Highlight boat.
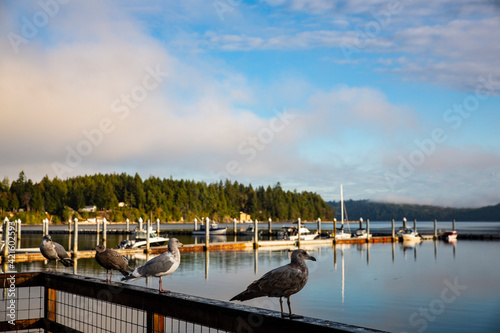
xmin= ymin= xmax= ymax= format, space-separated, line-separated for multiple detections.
xmin=192 ymin=222 xmax=227 ymax=235
xmin=284 ymin=225 xmax=318 ymax=241
xmin=117 ymin=226 xmax=169 ymax=249
xmin=441 ymin=230 xmax=458 ymax=242
xmin=335 ymin=184 xmax=352 ymax=240
xmin=397 ymin=227 xmax=420 ymax=241
xmin=241 ymin=225 xmax=260 ymax=236
xmin=353 ymin=228 xmax=372 ymax=239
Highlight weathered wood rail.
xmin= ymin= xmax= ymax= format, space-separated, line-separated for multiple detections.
xmin=0 ymin=272 xmax=387 ymax=333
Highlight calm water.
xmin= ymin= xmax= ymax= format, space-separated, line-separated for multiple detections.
xmin=11 ymin=231 xmax=500 ymax=333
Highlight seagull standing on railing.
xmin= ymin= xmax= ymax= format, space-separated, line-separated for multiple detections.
xmin=39 ymin=234 xmax=74 ymax=272
xmin=230 ymin=249 xmax=316 ymax=319
xmin=122 ymin=238 xmax=182 ymax=293
xmin=95 ymin=244 xmax=134 ymax=282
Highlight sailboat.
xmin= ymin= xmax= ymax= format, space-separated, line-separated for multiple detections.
xmin=336 ymin=184 xmax=352 ymax=240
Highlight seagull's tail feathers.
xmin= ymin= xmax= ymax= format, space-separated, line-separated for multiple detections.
xmin=121 ymin=269 xmax=142 ymax=282
xmin=119 ymin=265 xmax=134 ymax=277
xmin=230 ymin=289 xmax=265 ymax=302
xmin=61 ymin=258 xmax=74 ymax=267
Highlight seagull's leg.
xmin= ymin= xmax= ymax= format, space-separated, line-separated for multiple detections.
xmin=287 ymin=297 xmax=303 ymax=319
xmin=279 ymin=297 xmax=285 ymax=318
xmin=109 ymin=270 xmax=113 ymax=283
xmin=55 ymin=260 xmax=58 ymax=272
xmin=159 ymin=277 xmax=170 ymax=293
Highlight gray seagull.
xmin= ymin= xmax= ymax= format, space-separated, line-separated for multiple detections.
xmin=230 ymin=249 xmax=316 ymax=319
xmin=39 ymin=234 xmax=74 ymax=272
xmin=122 ymin=238 xmax=182 ymax=293
xmin=95 ymin=244 xmax=134 ymax=282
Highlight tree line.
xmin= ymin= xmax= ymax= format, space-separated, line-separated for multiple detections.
xmin=0 ymin=171 xmax=334 ymax=223
xmin=327 ymin=199 xmax=500 ymax=222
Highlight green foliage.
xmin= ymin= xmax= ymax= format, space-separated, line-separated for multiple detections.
xmin=2 ymin=171 xmax=334 ymax=222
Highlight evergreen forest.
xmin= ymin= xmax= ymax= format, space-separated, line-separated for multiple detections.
xmin=0 ymin=171 xmax=334 ymax=223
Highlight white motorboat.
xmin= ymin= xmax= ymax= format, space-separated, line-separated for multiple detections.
xmin=399 ymin=228 xmax=421 ymax=241
xmin=353 ymin=228 xmax=372 ymax=239
xmin=192 ymin=222 xmax=227 ymax=235
xmin=285 ymin=226 xmax=318 ymax=241
xmin=117 ymin=226 xmax=169 ymax=249
xmin=441 ymin=230 xmax=458 ymax=242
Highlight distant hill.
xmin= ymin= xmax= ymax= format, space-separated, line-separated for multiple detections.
xmin=326 ymin=200 xmax=500 ymax=222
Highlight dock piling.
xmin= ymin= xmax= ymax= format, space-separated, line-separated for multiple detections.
xmin=146 ymin=219 xmax=151 ymax=253
xmin=366 ymin=219 xmax=370 ymax=243
xmin=391 ymin=219 xmax=395 ymax=240
xmin=333 ymin=218 xmax=337 ymax=240
xmin=16 ymin=219 xmax=21 ymax=248
xmin=205 ymin=217 xmax=210 ymax=250
xmin=157 ymin=218 xmax=160 ymax=234
xmin=298 ymin=218 xmax=302 ymax=247
xmin=452 ymin=219 xmax=456 ymax=231
xmin=73 ymin=218 xmax=78 ymax=257
xmin=233 ymin=218 xmax=237 ymax=236
xmin=434 ymin=219 xmax=438 ymax=239
xmin=403 ymin=217 xmax=407 ymax=229
xmin=2 ymin=218 xmax=8 ymax=259
xmin=317 ymin=218 xmax=321 ymax=236
xmin=253 ymin=219 xmax=259 ymax=249
xmin=126 ymin=218 xmax=129 ymax=233
xmin=194 ymin=218 xmax=198 ymax=231
xmin=102 ymin=218 xmax=107 ymax=247
xmin=268 ymin=217 xmax=272 ymax=235
xmin=413 ymin=219 xmax=417 ymax=234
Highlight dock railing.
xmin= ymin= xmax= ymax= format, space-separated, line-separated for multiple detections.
xmin=1 ymin=272 xmax=386 ymax=333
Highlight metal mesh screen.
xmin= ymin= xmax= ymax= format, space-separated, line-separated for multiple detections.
xmin=1 ymin=285 xmax=44 ymax=333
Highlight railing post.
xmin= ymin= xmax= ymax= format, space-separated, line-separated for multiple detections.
xmin=148 ymin=311 xmax=165 ymax=333
xmin=44 ymin=287 xmax=57 ymax=325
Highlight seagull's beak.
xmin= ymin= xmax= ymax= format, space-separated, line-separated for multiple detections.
xmin=308 ymin=255 xmax=317 ymax=262
xmin=179 ymin=242 xmax=184 ymax=247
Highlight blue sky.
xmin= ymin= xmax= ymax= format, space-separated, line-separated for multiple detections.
xmin=1 ymin=0 xmax=499 ymax=208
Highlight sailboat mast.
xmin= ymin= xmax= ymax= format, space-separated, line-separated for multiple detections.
xmin=340 ymin=184 xmax=344 ymax=225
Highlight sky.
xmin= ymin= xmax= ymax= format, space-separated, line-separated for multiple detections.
xmin=1 ymin=0 xmax=499 ymax=208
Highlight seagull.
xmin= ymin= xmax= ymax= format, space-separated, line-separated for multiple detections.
xmin=39 ymin=234 xmax=74 ymax=272
xmin=230 ymin=249 xmax=316 ymax=319
xmin=122 ymin=238 xmax=182 ymax=293
xmin=95 ymin=244 xmax=134 ymax=283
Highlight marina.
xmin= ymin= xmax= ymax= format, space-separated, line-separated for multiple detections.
xmin=1 ymin=220 xmax=500 ymax=332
